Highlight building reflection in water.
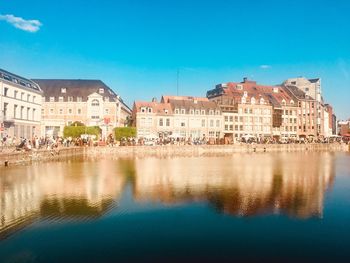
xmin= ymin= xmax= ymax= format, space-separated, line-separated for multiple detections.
xmin=133 ymin=152 xmax=335 ymax=218
xmin=0 ymin=159 xmax=127 ymax=238
xmin=0 ymin=153 xmax=335 ymax=238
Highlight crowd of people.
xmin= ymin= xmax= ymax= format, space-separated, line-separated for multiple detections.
xmin=0 ymin=133 xmax=347 ymax=153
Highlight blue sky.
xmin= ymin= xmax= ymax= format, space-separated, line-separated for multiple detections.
xmin=0 ymin=0 xmax=349 ymax=119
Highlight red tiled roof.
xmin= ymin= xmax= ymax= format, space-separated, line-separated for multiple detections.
xmin=134 ymin=101 xmax=173 ymax=114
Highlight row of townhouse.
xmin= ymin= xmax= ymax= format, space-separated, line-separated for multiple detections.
xmin=132 ymin=96 xmax=222 ymax=140
xmin=133 ymin=77 xmax=336 ymax=141
xmin=0 ymin=68 xmax=131 ymax=139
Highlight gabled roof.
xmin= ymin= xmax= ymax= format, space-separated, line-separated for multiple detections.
xmin=168 ymin=99 xmax=219 ymax=112
xmin=134 ymin=101 xmax=173 ymax=115
xmin=32 ymin=79 xmax=118 ymax=102
xmin=161 ymin=95 xmax=208 ymax=103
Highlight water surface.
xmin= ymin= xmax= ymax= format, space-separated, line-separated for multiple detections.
xmin=1 ymin=152 xmax=350 ymax=262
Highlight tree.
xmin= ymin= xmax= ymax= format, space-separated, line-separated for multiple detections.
xmin=63 ymin=126 xmax=101 ymax=138
xmin=114 ymin=127 xmax=136 ymax=141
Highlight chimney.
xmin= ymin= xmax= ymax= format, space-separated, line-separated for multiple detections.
xmin=152 ymin=97 xmax=157 ymax=103
xmin=243 ymin=77 xmax=248 ymax=83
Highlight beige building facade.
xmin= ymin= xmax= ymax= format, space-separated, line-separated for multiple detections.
xmin=33 ymin=79 xmax=131 ymax=138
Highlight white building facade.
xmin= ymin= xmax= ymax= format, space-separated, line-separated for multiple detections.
xmin=0 ymin=69 xmax=43 ymax=140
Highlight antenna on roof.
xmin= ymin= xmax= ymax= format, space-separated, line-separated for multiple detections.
xmin=176 ymin=68 xmax=179 ymax=96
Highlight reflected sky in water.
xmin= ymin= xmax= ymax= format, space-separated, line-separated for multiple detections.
xmin=0 ymin=152 xmax=350 ymax=262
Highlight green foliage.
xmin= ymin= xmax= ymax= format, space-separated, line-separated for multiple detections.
xmin=63 ymin=126 xmax=101 ymax=138
xmin=71 ymin=121 xmax=85 ymax=127
xmin=114 ymin=127 xmax=137 ymax=140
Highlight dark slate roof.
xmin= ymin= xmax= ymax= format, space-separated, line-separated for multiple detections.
xmin=0 ymin=68 xmax=42 ymax=93
xmin=283 ymin=85 xmax=307 ymax=99
xmin=168 ymin=99 xmax=220 ymax=114
xmin=32 ymin=79 xmax=118 ymax=102
xmin=309 ymin=78 xmax=320 ymax=83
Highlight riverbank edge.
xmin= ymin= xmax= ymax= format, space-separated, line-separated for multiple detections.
xmin=1 ymin=143 xmax=349 ymax=167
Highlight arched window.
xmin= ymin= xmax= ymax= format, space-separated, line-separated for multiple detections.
xmin=281 ymin=99 xmax=286 ymax=106
xmin=91 ymin=99 xmax=99 ymax=106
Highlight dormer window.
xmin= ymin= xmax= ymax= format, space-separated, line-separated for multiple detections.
xmin=61 ymin=88 xmax=66 ymax=93
xmin=251 ymin=97 xmax=256 ymax=104
xmin=201 ymin=110 xmax=205 ymax=115
xmin=209 ymin=110 xmax=214 ymax=115
xmin=195 ymin=110 xmax=200 ymax=115
xmin=243 ymin=91 xmax=248 ymax=97
xmin=281 ymin=99 xmax=286 ymax=106
xmin=141 ymin=107 xmax=146 ymax=113
xmin=175 ymin=108 xmax=179 ymax=114
xmin=236 ymin=84 xmax=243 ymax=90
xmin=241 ymin=97 xmax=246 ymax=104
xmin=99 ymin=88 xmax=104 ymax=94
xmin=290 ymin=100 xmax=294 ymax=105
xmin=58 ymin=96 xmax=64 ymax=102
xmin=181 ymin=109 xmax=185 ymax=114
xmin=68 ymin=96 xmax=73 ymax=102
xmin=273 ymin=87 xmax=279 ymax=93
xmin=164 ymin=109 xmax=168 ymax=114
xmin=148 ymin=107 xmax=152 ymax=113
xmin=260 ymin=98 xmax=265 ymax=104
xmin=190 ymin=109 xmax=194 ymax=115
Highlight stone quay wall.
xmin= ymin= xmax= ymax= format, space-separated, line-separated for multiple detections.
xmin=1 ymin=143 xmax=349 ymax=167
xmin=86 ymin=143 xmax=349 ymax=159
xmin=0 ymin=147 xmax=85 ymax=167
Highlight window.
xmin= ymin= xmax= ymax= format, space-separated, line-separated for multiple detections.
xmin=229 ymin=125 xmax=233 ymax=131
xmin=99 ymin=88 xmax=104 ymax=94
xmin=159 ymin=118 xmax=163 ymax=126
xmin=61 ymin=88 xmax=66 ymax=93
xmin=225 ymin=116 xmax=229 ymax=122
xmin=59 ymin=109 xmax=63 ymax=114
xmin=209 ymin=110 xmax=214 ymax=115
xmin=225 ymin=124 xmax=228 ymax=131
xmin=49 ymin=108 xmax=54 ymax=114
xmin=78 ymin=109 xmax=82 ymax=114
xmin=33 ymin=96 xmax=36 ymax=103
xmin=229 ymin=116 xmax=233 ymax=122
xmin=216 ymin=120 xmax=220 ymax=127
xmin=105 ymin=109 xmax=109 ymax=114
xmin=49 ymin=97 xmax=55 ymax=102
xmin=166 ymin=118 xmax=170 ymax=126
xmin=91 ymin=99 xmax=99 ymax=106
xmin=77 ymin=97 xmax=83 ymax=102
xmin=27 ymin=108 xmax=30 ymax=120
xmin=91 ymin=116 xmax=100 ymax=119
xmin=181 ymin=122 xmax=185 ymax=127
xmin=4 ymin=87 xmax=8 ymax=96
xmin=195 ymin=110 xmax=200 ymax=115
xmin=41 ymin=109 xmax=44 ymax=115
xmin=148 ymin=108 xmax=152 ymax=113
xmin=210 ymin=120 xmax=214 ymax=127
xmin=32 ymin=109 xmax=36 ymax=120
xmin=68 ymin=96 xmax=73 ymax=102
xmin=104 ymin=97 xmax=109 ymax=102
xmin=14 ymin=105 xmax=18 ymax=118
xmin=175 ymin=109 xmax=179 ymax=114
xmin=181 ymin=109 xmax=185 ymax=114
xmin=201 ymin=110 xmax=205 ymax=115
xmin=58 ymin=96 xmax=64 ymax=102
xmin=190 ymin=109 xmax=194 ymax=115
xmin=201 ymin=119 xmax=205 ymax=127
xmin=141 ymin=107 xmax=146 ymax=113
xmin=68 ymin=109 xmax=72 ymax=114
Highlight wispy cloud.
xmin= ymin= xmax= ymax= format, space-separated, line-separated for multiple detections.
xmin=260 ymin=65 xmax=271 ymax=69
xmin=0 ymin=14 xmax=42 ymax=32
